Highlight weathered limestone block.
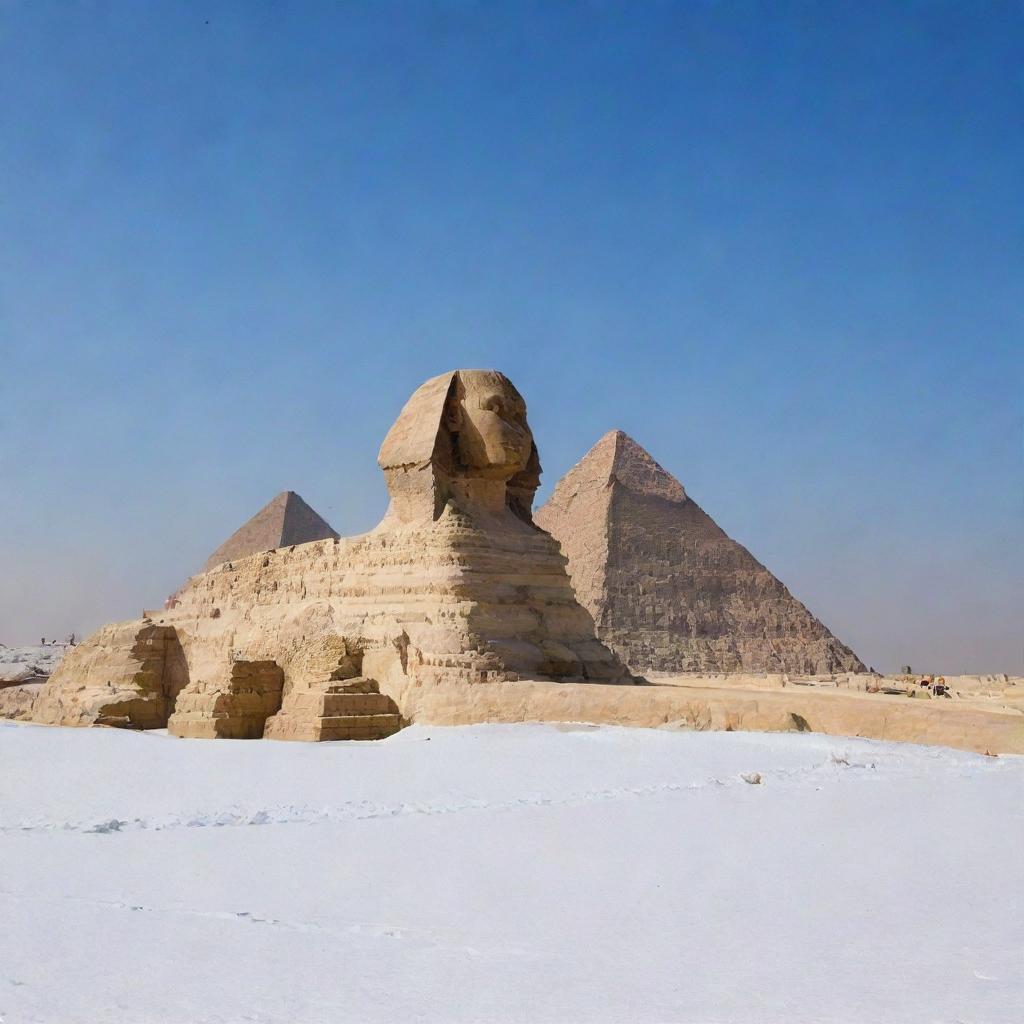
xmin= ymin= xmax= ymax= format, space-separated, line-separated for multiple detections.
xmin=0 ymin=682 xmax=43 ymax=720
xmin=31 ymin=621 xmax=188 ymax=729
xmin=265 ymin=678 xmax=401 ymax=741
xmin=536 ymin=430 xmax=865 ymax=676
xmin=34 ymin=370 xmax=634 ymax=740
xmin=263 ymin=636 xmax=401 ymax=740
xmin=168 ymin=660 xmax=284 ymax=739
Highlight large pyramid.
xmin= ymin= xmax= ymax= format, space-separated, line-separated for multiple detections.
xmin=535 ymin=430 xmax=865 ymax=676
xmin=202 ymin=491 xmax=339 ymax=572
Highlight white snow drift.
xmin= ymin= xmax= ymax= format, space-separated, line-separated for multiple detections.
xmin=1 ymin=721 xmax=1021 ymax=1023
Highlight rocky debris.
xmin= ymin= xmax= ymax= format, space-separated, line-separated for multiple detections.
xmin=0 ymin=682 xmax=44 ymax=719
xmin=536 ymin=430 xmax=865 ymax=676
xmin=0 ymin=644 xmax=70 ymax=685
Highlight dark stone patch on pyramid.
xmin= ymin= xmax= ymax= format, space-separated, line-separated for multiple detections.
xmin=202 ymin=491 xmax=339 ymax=572
xmin=535 ymin=430 xmax=865 ymax=676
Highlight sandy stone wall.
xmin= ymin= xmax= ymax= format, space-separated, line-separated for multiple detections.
xmin=385 ymin=676 xmax=1024 ymax=755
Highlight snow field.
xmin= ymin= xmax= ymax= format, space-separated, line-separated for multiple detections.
xmin=1 ymin=721 xmax=1021 ymax=1023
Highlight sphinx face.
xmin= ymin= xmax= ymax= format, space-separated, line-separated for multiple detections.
xmin=454 ymin=371 xmax=533 ymax=480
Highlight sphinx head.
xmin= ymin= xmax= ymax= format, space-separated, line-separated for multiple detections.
xmin=444 ymin=370 xmax=532 ymax=478
xmin=378 ymin=370 xmax=541 ymax=524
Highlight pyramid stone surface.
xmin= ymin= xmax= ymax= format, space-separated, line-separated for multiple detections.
xmin=535 ymin=431 xmax=865 ymax=676
xmin=202 ymin=491 xmax=339 ymax=572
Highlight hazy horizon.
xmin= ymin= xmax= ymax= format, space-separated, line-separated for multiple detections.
xmin=2 ymin=2 xmax=1021 ymax=673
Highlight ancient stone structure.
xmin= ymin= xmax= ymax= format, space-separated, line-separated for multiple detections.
xmin=263 ymin=637 xmax=402 ymax=741
xmin=535 ymin=430 xmax=865 ymax=676
xmin=32 ymin=621 xmax=189 ymax=729
xmin=33 ymin=371 xmax=633 ymax=740
xmin=202 ymin=490 xmax=339 ymax=573
xmin=167 ymin=660 xmax=285 ymax=739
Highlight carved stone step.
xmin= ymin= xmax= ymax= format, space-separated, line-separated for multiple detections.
xmin=284 ymin=690 xmax=394 ymax=715
xmin=316 ymin=713 xmax=401 ymax=730
xmin=324 ymin=676 xmax=379 ymax=694
xmin=264 ymin=711 xmax=401 ymax=742
xmin=316 ymin=714 xmax=402 ymax=741
xmin=321 ymin=693 xmax=395 ymax=715
xmin=263 ymin=674 xmax=403 ymax=742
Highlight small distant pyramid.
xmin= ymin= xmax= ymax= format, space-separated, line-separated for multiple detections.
xmin=202 ymin=491 xmax=340 ymax=572
xmin=535 ymin=431 xmax=865 ymax=676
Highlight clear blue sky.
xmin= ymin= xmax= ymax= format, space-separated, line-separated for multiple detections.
xmin=2 ymin=1 xmax=1021 ymax=672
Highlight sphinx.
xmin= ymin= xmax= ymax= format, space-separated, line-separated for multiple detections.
xmin=31 ymin=370 xmax=634 ymax=740
xmin=378 ymin=368 xmax=542 ymax=525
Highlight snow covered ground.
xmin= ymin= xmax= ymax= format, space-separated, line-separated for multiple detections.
xmin=1 ymin=721 xmax=1021 ymax=1024
xmin=0 ymin=645 xmax=67 ymax=684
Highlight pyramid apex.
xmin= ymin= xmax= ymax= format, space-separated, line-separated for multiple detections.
xmin=542 ymin=430 xmax=688 ymax=506
xmin=604 ymin=433 xmax=687 ymax=504
xmin=593 ymin=428 xmax=631 ymax=448
xmin=201 ymin=491 xmax=339 ymax=573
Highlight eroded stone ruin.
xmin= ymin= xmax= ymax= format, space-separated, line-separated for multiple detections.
xmin=535 ymin=430 xmax=865 ymax=676
xmin=33 ymin=370 xmax=633 ymax=740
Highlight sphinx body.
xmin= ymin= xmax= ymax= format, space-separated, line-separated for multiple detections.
xmin=32 ymin=370 xmax=632 ymax=740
